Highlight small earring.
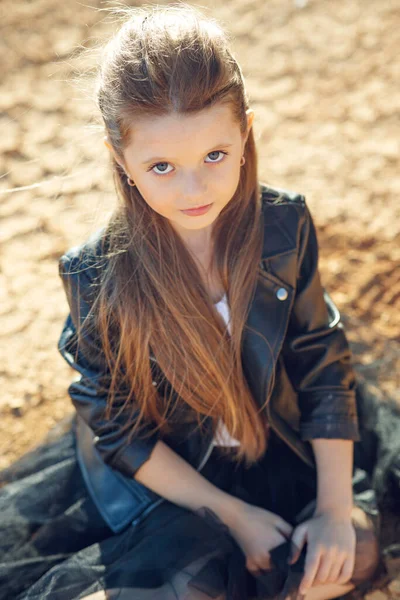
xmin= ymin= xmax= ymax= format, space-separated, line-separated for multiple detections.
xmin=240 ymin=156 xmax=246 ymax=166
xmin=126 ymin=176 xmax=136 ymax=187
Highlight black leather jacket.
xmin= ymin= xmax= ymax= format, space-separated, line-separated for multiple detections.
xmin=57 ymin=184 xmax=360 ymax=534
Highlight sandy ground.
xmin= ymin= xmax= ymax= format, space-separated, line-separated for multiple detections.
xmin=2 ymin=0 xmax=398 ymax=458
xmin=1 ymin=0 xmax=399 ymax=464
xmin=0 ymin=0 xmax=399 ymax=591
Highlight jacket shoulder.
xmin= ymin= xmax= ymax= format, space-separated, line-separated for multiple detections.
xmin=58 ymin=226 xmax=109 ymax=282
xmin=259 ymin=182 xmax=308 ymax=253
xmin=260 ymin=182 xmax=306 ymax=208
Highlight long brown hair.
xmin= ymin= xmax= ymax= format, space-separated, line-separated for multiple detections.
xmin=84 ymin=3 xmax=271 ymax=466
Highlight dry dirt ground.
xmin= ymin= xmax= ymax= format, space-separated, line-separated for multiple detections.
xmin=0 ymin=0 xmax=399 ymax=596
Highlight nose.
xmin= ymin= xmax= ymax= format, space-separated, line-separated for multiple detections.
xmin=183 ymin=171 xmax=207 ymax=205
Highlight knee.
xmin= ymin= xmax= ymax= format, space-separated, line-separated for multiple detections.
xmin=350 ymin=506 xmax=380 ymax=586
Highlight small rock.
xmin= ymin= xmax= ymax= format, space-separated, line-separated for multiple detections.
xmin=349 ymin=105 xmax=377 ymax=124
xmin=8 ymin=398 xmax=26 ymax=417
xmin=8 ymin=161 xmax=44 ymax=188
xmin=0 ymin=119 xmax=20 ymax=153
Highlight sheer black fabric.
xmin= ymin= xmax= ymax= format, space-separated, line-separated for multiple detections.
xmin=0 ymin=403 xmax=383 ymax=600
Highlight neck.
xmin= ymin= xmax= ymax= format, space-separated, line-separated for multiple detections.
xmin=173 ymin=222 xmax=213 ymax=256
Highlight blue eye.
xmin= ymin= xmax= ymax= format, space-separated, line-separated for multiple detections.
xmin=148 ymin=150 xmax=228 ymax=176
xmin=151 ymin=162 xmax=173 ymax=175
xmin=205 ymin=151 xmax=227 ymax=163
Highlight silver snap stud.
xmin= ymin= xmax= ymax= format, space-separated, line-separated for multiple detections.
xmin=276 ymin=287 xmax=288 ymax=301
xmin=152 ymin=380 xmax=157 ymax=386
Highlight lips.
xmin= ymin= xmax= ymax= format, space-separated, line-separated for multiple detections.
xmin=183 ymin=203 xmax=210 ymax=210
xmin=180 ymin=203 xmax=213 ymax=216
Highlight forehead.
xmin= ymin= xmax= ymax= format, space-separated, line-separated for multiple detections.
xmin=124 ymin=102 xmax=240 ymax=156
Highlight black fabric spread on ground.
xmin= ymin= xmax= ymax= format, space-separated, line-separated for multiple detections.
xmin=0 ymin=378 xmax=399 ymax=600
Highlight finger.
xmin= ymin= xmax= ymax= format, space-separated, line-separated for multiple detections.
xmin=288 ymin=539 xmax=303 ymax=565
xmin=299 ymin=550 xmax=322 ymax=594
xmin=246 ymin=558 xmax=257 ymax=573
xmin=288 ymin=525 xmax=307 ymax=564
xmin=258 ymin=553 xmax=273 ymax=572
xmin=276 ymin=518 xmax=294 ymax=540
xmin=314 ymin=550 xmax=337 ymax=585
xmin=326 ymin=554 xmax=346 ymax=584
xmin=247 ymin=565 xmax=270 ymax=578
xmin=246 ymin=557 xmax=271 ymax=577
xmin=336 ymin=555 xmax=355 ymax=585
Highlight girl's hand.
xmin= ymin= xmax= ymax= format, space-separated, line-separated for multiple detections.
xmin=228 ymin=502 xmax=294 ymax=575
xmin=289 ymin=510 xmax=356 ymax=595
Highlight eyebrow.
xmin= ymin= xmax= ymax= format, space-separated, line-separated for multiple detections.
xmin=141 ymin=143 xmax=234 ymax=165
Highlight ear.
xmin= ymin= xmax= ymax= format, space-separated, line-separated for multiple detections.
xmin=103 ymin=135 xmax=114 ymax=154
xmin=242 ymin=109 xmax=255 ymax=151
xmin=246 ymin=109 xmax=255 ymax=132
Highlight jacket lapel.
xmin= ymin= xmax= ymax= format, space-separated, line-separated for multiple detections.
xmin=240 ymin=202 xmax=297 ymax=412
xmin=240 ymin=264 xmax=295 ymax=412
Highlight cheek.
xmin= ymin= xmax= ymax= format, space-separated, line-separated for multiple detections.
xmin=214 ymin=162 xmax=241 ymax=196
xmin=139 ymin=185 xmax=176 ymax=216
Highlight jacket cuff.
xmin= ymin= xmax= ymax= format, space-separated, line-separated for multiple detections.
xmin=298 ymin=390 xmax=360 ymax=441
xmin=104 ymin=431 xmax=161 ymax=479
xmin=300 ymin=419 xmax=360 ymax=441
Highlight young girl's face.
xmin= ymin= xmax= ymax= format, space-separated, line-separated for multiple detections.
xmin=105 ymin=102 xmax=254 ymax=243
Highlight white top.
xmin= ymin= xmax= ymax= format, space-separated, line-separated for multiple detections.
xmin=212 ymin=293 xmax=240 ymax=447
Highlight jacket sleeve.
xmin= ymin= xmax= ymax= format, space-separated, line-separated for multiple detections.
xmin=281 ymin=199 xmax=360 ymax=441
xmin=58 ymin=252 xmax=161 ymax=479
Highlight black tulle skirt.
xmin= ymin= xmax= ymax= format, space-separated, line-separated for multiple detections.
xmin=0 ymin=409 xmax=382 ymax=600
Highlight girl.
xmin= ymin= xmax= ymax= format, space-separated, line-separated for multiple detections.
xmin=1 ymin=4 xmax=399 ymax=600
